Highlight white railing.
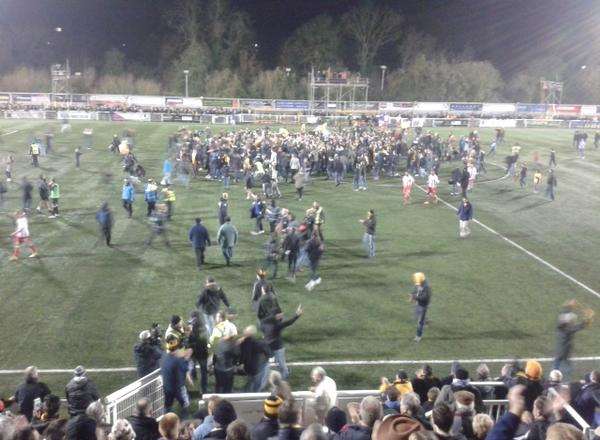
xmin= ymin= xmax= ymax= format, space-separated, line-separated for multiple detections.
xmin=104 ymin=369 xmax=163 ymax=424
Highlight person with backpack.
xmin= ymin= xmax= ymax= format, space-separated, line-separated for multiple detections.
xmin=95 ymin=202 xmax=114 ymax=247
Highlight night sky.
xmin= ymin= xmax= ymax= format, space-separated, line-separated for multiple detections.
xmin=1 ymin=0 xmax=598 ymax=75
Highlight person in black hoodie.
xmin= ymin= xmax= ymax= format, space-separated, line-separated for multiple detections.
xmin=134 ymin=330 xmax=163 ymax=378
xmin=187 ymin=310 xmax=209 ymax=395
xmin=251 ymin=395 xmax=282 ymax=440
xmin=128 ymin=398 xmax=160 ymax=440
xmin=65 ymin=366 xmax=100 ymax=417
xmin=239 ymin=325 xmax=272 ymax=392
xmin=257 ymin=283 xmax=282 ymax=323
xmin=197 ymin=276 xmax=231 ymax=336
xmin=260 ymin=305 xmax=303 ymax=380
xmin=213 ymin=334 xmax=238 ymax=394
xmin=412 ymin=364 xmax=442 ymax=404
xmin=13 ymin=366 xmax=51 ymax=421
xmin=66 ymin=400 xmax=103 ymax=440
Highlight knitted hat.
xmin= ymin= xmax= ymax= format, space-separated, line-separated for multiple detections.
xmin=139 ymin=330 xmax=151 ymax=341
xmin=325 ymin=406 xmax=347 ymax=434
xmin=263 ymin=395 xmax=283 ymax=418
xmin=373 ymin=415 xmax=423 ymax=440
xmin=455 ymin=368 xmax=469 ymax=380
xmin=74 ymin=366 xmax=86 ymax=377
xmin=213 ymin=400 xmax=237 ymax=427
xmin=525 ymin=360 xmax=542 ymax=380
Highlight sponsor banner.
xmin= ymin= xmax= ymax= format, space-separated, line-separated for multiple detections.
xmin=57 ymin=110 xmax=95 ymax=120
xmin=414 ymin=102 xmax=448 ymax=112
xmin=449 ymin=103 xmax=483 ymax=112
xmin=165 ymin=97 xmax=184 ymax=107
xmin=479 ymin=119 xmax=518 ymax=128
xmin=552 ymin=104 xmax=581 ymax=115
xmin=524 ymin=119 xmax=565 ymax=128
xmin=379 ymin=102 xmax=414 ymax=111
xmin=71 ymin=94 xmax=89 ymax=103
xmin=13 ymin=94 xmax=32 ymax=103
xmin=8 ymin=110 xmax=45 ymax=119
xmin=351 ymin=102 xmax=379 ymax=111
xmin=431 ymin=119 xmax=469 ymax=127
xmin=0 ymin=93 xmax=10 ymax=102
xmin=203 ymin=98 xmax=234 ymax=108
xmin=127 ymin=95 xmax=165 ymax=107
xmin=580 ymin=105 xmax=596 ymax=116
xmin=274 ymin=100 xmax=310 ymax=110
xmin=89 ymin=94 xmax=128 ymax=106
xmin=516 ymin=103 xmax=546 ymax=113
xmin=241 ymin=99 xmax=272 ymax=109
xmin=569 ymin=120 xmax=600 ymax=129
xmin=30 ymin=94 xmax=50 ymax=105
xmin=482 ymin=103 xmax=516 ymax=114
xmin=111 ymin=112 xmax=151 ymax=122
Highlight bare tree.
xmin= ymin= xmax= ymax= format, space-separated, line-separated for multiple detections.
xmin=343 ymin=3 xmax=403 ymax=74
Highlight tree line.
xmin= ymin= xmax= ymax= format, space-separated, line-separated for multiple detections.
xmin=1 ymin=0 xmax=599 ymax=104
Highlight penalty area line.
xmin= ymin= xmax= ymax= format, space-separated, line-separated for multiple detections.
xmin=0 ymin=129 xmax=19 ymax=137
xmin=412 ymin=184 xmax=600 ymax=300
xmin=1 ymin=356 xmax=600 ymax=374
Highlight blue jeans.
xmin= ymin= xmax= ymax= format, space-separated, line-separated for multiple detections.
xmin=415 ymin=305 xmax=428 ymax=337
xmin=246 ymin=363 xmax=270 ymax=392
xmin=273 ymin=348 xmax=289 ymax=379
xmin=363 ymin=233 xmax=375 ymax=258
xmin=223 ymin=176 xmax=230 ymax=189
xmin=203 ymin=313 xmax=215 ymax=336
xmin=309 ymin=260 xmax=320 ymax=280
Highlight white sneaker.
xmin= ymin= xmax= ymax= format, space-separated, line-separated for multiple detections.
xmin=305 ymin=280 xmax=315 ymax=291
xmin=314 ymin=277 xmax=322 ymax=285
xmin=48 ymin=215 xmax=56 ymax=219
xmin=413 ymin=336 xmax=422 ymax=342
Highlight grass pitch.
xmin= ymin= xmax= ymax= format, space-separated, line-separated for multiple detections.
xmin=0 ymin=121 xmax=598 ymax=397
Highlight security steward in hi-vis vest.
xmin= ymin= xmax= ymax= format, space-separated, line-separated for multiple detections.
xmin=30 ymin=142 xmax=40 ymax=167
xmin=162 ymin=186 xmax=176 ymax=220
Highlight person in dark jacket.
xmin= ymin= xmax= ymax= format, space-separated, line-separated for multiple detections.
xmin=205 ymin=399 xmax=237 ymax=440
xmin=257 ymin=283 xmax=282 ymax=322
xmin=218 ymin=193 xmax=229 ymax=226
xmin=134 ymin=330 xmax=163 ymax=378
xmin=437 ymin=368 xmax=485 ymax=414
xmin=260 ymin=305 xmax=303 ymax=380
xmin=410 ymin=272 xmax=431 ymax=343
xmin=282 ymin=227 xmax=300 ymax=280
xmin=14 ymin=366 xmax=51 ymax=421
xmin=431 ymin=402 xmax=467 ymax=440
xmin=65 ymin=366 xmax=100 ymax=417
xmin=213 ymin=334 xmax=238 ymax=394
xmin=305 ymin=232 xmax=324 ymax=291
xmin=334 ymin=396 xmax=382 ymax=440
xmin=251 ymin=396 xmax=282 ymax=440
xmin=128 ymin=398 xmax=160 ymax=440
xmin=459 ymin=167 xmax=470 ymax=198
xmin=457 ymin=198 xmax=473 ymax=238
xmin=527 ymin=395 xmax=551 ymax=440
xmin=66 ymin=400 xmax=104 ymax=440
xmin=161 ymin=338 xmax=192 ymax=417
xmin=412 ymin=364 xmax=442 ymax=404
xmin=251 ymin=268 xmax=268 ymax=313
xmin=545 ymin=169 xmax=557 ymax=201
xmin=31 ymin=394 xmax=61 ymax=434
xmin=502 ymin=360 xmax=544 ymax=412
xmin=189 ymin=217 xmax=211 ymax=269
xmin=573 ymin=370 xmax=600 ymax=427
xmin=239 ymin=326 xmax=272 ymax=392
xmin=359 ymin=210 xmax=376 ymax=258
xmin=187 ymin=310 xmax=209 ymax=395
xmin=197 ymin=276 xmax=231 ymax=336
xmin=553 ymin=300 xmax=594 ymax=379
xmin=95 ymin=202 xmax=114 ymax=246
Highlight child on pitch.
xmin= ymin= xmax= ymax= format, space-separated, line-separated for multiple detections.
xmin=10 ymin=211 xmax=38 ymax=261
xmin=402 ymin=172 xmax=414 ymax=205
xmin=424 ymin=170 xmax=439 ymax=205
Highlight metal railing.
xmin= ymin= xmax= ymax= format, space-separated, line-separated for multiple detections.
xmin=104 ymin=369 xmax=164 ymax=424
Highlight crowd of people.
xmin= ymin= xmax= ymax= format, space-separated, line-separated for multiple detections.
xmin=1 ymin=358 xmax=599 ymax=439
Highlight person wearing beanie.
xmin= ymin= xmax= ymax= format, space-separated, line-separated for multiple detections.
xmin=205 ymin=400 xmax=237 ymax=440
xmin=545 ymin=369 xmax=563 ymax=392
xmin=65 ymin=366 xmax=100 ymax=417
xmin=251 ymin=395 xmax=282 ymax=440
xmin=409 ymin=273 xmax=431 ymax=343
xmin=372 ymin=414 xmax=423 ymax=440
xmin=502 ymin=360 xmax=543 ymax=412
xmin=13 ymin=366 xmax=51 ymax=421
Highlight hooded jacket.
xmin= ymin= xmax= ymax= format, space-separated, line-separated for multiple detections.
xmin=197 ymin=284 xmax=230 ymax=315
xmin=65 ymin=375 xmax=100 ymax=416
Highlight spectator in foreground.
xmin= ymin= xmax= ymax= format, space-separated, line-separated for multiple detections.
xmin=311 ymin=367 xmax=338 ymax=410
xmin=471 ymin=413 xmax=494 ymax=440
xmin=66 ymin=400 xmax=104 ymax=440
xmin=31 ymin=394 xmax=61 ymax=434
xmin=400 ymin=393 xmax=431 ymax=430
xmin=335 ymin=396 xmax=383 ymax=440
xmin=159 ymin=412 xmax=180 ymax=440
xmin=110 ymin=419 xmax=137 ymax=440
xmin=251 ymin=395 xmax=282 ymax=440
xmin=192 ymin=396 xmax=222 ymax=440
xmin=160 ymin=335 xmax=192 ymax=417
xmin=573 ymin=370 xmax=600 ymax=428
xmin=226 ymin=419 xmax=251 ymax=440
xmin=42 ymin=418 xmax=68 ymax=440
xmin=14 ymin=366 xmax=51 ymax=421
xmin=546 ymin=423 xmax=584 ymax=440
xmin=421 ymin=387 xmax=439 ymax=414
xmin=412 ymin=365 xmax=442 ymax=404
xmin=128 ymin=398 xmax=160 ymax=440
xmin=65 ymin=366 xmax=100 ymax=417
xmin=430 ymin=402 xmax=463 ymax=440
xmin=205 ymin=400 xmax=237 ymax=440
xmin=372 ymin=414 xmax=424 ymax=440
xmin=325 ymin=407 xmax=347 ymax=435
xmin=278 ymin=399 xmax=303 ymax=440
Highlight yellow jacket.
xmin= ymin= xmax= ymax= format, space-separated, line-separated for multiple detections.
xmin=378 ymin=380 xmax=414 ymax=395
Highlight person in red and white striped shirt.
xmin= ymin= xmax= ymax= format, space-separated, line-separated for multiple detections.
xmin=424 ymin=171 xmax=439 ymax=205
xmin=10 ymin=211 xmax=38 ymax=261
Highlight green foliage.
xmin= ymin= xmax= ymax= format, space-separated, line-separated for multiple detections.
xmin=0 ymin=67 xmax=49 ymax=92
xmin=248 ymin=69 xmax=304 ymax=99
xmin=102 ymin=48 xmax=126 ymax=76
xmin=204 ymin=68 xmax=245 ymax=98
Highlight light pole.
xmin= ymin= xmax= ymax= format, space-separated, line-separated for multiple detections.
xmin=380 ymin=65 xmax=387 ymax=92
xmin=183 ymin=70 xmax=190 ymax=97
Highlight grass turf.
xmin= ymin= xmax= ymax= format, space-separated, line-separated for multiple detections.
xmin=0 ymin=121 xmax=598 ymax=398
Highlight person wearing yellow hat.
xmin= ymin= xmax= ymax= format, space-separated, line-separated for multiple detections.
xmin=251 ymin=395 xmax=283 ymax=440
xmin=410 ymin=273 xmax=431 ymax=343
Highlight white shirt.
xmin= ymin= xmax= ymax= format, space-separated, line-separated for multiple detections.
xmin=314 ymin=376 xmax=337 ymax=409
xmin=14 ymin=217 xmax=29 ymax=238
xmin=468 ymin=166 xmax=477 ymax=179
xmin=402 ymin=174 xmax=414 ymax=188
xmin=290 ymin=156 xmax=300 ymax=170
xmin=427 ymin=174 xmax=439 ymax=188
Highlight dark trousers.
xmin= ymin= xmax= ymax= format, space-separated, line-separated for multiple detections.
xmin=146 ymin=201 xmax=155 ymax=216
xmin=32 ymin=155 xmax=39 ymax=167
xmin=147 ymin=230 xmax=170 ymax=247
xmin=215 ymin=369 xmax=234 ymax=393
xmin=164 ymin=388 xmax=189 ymax=417
xmin=296 ymin=187 xmax=303 ymax=199
xmin=166 ymin=201 xmax=173 ymax=220
xmin=102 ymin=226 xmax=112 ymax=246
xmin=194 ymin=247 xmax=206 ymax=268
xmin=288 ymin=252 xmax=298 ymax=275
xmin=191 ymin=358 xmax=209 ymax=394
xmin=415 ymin=305 xmax=428 ymax=337
xmin=122 ymin=200 xmax=132 ymax=218
xmin=51 ymin=198 xmax=59 ymax=215
xmin=256 ymin=215 xmax=264 ymax=232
